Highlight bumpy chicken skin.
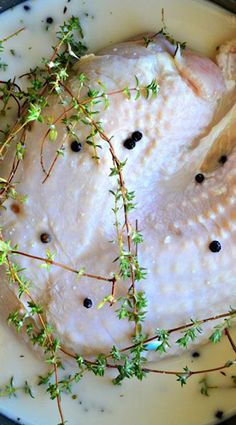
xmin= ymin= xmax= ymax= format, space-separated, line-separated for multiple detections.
xmin=1 ymin=34 xmax=236 ymax=357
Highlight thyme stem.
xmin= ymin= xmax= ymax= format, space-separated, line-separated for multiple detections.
xmin=225 ymin=328 xmax=236 ymax=354
xmin=11 ymin=249 xmax=113 ymax=283
xmin=1 ymin=27 xmax=25 ymax=44
xmin=143 ymin=362 xmax=236 ymax=376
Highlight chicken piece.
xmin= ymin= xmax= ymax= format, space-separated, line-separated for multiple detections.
xmin=1 ymin=34 xmax=234 ymax=358
xmin=217 ymin=39 xmax=236 ymax=90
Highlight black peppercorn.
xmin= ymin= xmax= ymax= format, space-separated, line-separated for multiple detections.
xmin=218 ymin=155 xmax=227 ymax=165
xmin=46 ymin=17 xmax=54 ymax=24
xmin=215 ymin=411 xmax=224 ymax=420
xmin=123 ymin=138 xmax=136 ymax=150
xmin=209 ymin=240 xmax=221 ymax=253
xmin=40 ymin=233 xmax=51 ymax=244
xmin=195 ymin=173 xmax=205 ymax=184
xmin=131 ymin=131 xmax=143 ymax=142
xmin=83 ymin=298 xmax=93 ymax=308
xmin=71 ymin=141 xmax=82 ymax=152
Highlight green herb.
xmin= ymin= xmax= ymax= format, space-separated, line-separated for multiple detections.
xmin=0 ymin=27 xmax=25 ymax=72
xmin=0 ymin=376 xmax=34 ymax=399
xmin=115 ymin=336 xmax=147 ymax=384
xmin=199 ymin=376 xmax=220 ymax=397
xmin=159 ymin=8 xmax=187 ymax=51
xmin=209 ymin=318 xmax=232 ymax=344
xmin=24 ymin=381 xmax=35 ymax=398
xmin=8 ymin=311 xmax=28 ymax=331
xmin=143 ymin=9 xmax=186 ymax=52
xmin=176 ymin=320 xmax=202 ymax=348
xmin=0 ymin=61 xmax=7 ymax=71
xmin=176 ymin=366 xmax=191 ymax=386
xmin=145 ymin=79 xmax=159 ymax=98
xmin=154 ymin=329 xmax=170 ymax=353
xmin=38 ymin=371 xmax=54 ymax=386
xmin=97 ymin=294 xmax=114 ymax=309
xmin=116 ymin=291 xmax=147 ymax=325
xmin=0 ymin=377 xmax=16 ymax=398
xmin=40 ymin=249 xmax=56 ymax=271
xmin=0 ymin=13 xmax=236 ymax=425
xmin=87 ymin=355 xmax=107 ymax=377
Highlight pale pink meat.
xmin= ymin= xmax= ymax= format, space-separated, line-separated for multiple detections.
xmin=1 ymin=35 xmax=235 ymax=358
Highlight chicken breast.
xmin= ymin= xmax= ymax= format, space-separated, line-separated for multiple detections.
xmin=1 ymin=34 xmax=235 ymax=357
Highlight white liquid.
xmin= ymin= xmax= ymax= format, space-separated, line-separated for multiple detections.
xmin=0 ymin=1 xmax=236 ymax=424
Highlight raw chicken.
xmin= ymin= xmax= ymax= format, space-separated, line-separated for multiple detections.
xmin=1 ymin=34 xmax=235 ymax=357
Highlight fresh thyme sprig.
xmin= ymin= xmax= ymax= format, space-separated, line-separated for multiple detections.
xmin=199 ymin=376 xmax=218 ymax=396
xmin=0 ymin=232 xmax=65 ymax=423
xmin=3 ymin=234 xmax=236 ymax=416
xmin=50 ymin=82 xmax=149 ymax=338
xmin=1 ymin=240 xmax=236 ymax=355
xmin=0 ymin=16 xmax=86 ymax=166
xmin=0 ymin=27 xmax=25 ymax=71
xmin=0 ymin=376 xmax=34 ymax=399
xmin=198 ymin=329 xmax=236 ymax=399
xmin=1 ymin=14 xmax=236 ymax=425
xmin=8 ymin=246 xmax=113 ymax=283
xmin=176 ymin=320 xmax=203 ymax=348
xmin=210 ymin=318 xmax=234 ymax=344
xmin=143 ymin=8 xmax=186 ymax=52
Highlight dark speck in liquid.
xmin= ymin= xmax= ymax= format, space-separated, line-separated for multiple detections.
xmin=215 ymin=411 xmax=224 ymax=420
xmin=46 ymin=17 xmax=54 ymax=24
xmin=192 ymin=351 xmax=200 ymax=358
xmin=220 ymin=371 xmax=227 ymax=376
xmin=23 ymin=4 xmax=31 ymax=11
xmin=20 ymin=354 xmax=24 ymax=358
